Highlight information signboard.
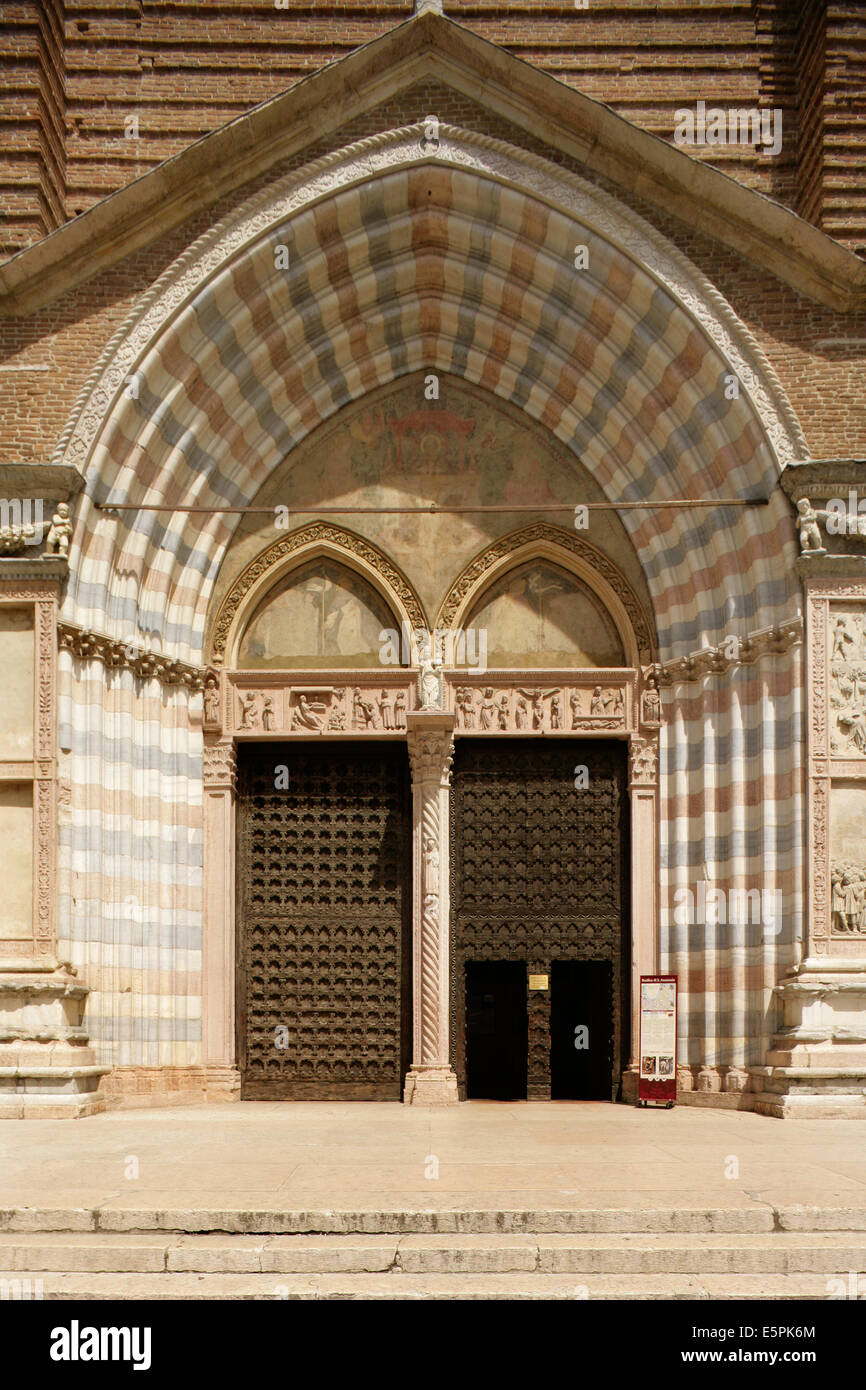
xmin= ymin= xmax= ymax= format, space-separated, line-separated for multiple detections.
xmin=638 ymin=974 xmax=677 ymax=1107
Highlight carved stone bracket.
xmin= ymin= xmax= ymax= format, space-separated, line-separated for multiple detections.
xmin=404 ymin=712 xmax=458 ymax=1105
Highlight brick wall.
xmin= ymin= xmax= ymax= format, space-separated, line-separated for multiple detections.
xmin=2 ymin=2 xmax=865 ymax=258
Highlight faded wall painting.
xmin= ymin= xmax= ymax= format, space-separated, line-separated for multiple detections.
xmin=211 ymin=376 xmax=655 ymax=649
xmin=466 ymin=561 xmax=625 ymax=667
xmin=237 ymin=560 xmax=398 ymax=669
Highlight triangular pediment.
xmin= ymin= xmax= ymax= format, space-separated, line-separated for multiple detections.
xmin=1 ymin=10 xmax=864 ymax=316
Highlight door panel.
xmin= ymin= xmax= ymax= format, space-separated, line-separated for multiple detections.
xmin=451 ymin=739 xmax=628 ymax=1100
xmin=236 ymin=742 xmax=411 ymax=1099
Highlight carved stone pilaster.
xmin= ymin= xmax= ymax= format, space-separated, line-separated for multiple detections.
xmin=404 ymin=712 xmax=458 ymax=1105
xmin=202 ymin=738 xmax=237 ymax=1074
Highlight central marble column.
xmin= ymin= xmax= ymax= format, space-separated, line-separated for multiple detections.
xmin=404 ymin=712 xmax=459 ymax=1104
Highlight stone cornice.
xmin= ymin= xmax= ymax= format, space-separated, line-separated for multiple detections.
xmin=781 ymin=460 xmax=866 ymax=497
xmin=0 ymin=12 xmax=863 ymax=316
xmin=657 ymin=618 xmax=803 ymax=686
xmin=58 ymin=622 xmax=206 ymax=689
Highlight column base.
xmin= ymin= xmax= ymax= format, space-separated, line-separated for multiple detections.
xmin=403 ymin=1065 xmax=459 ymax=1105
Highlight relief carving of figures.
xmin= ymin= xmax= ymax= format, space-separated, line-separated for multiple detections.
xmin=456 ymin=686 xmax=476 ymax=729
xmin=353 ymin=683 xmax=378 ymax=728
xmin=497 ymin=693 xmax=510 ymax=729
xmin=570 ymin=690 xmax=582 ymax=727
xmin=831 ymin=861 xmax=866 ymax=933
xmin=423 ymin=836 xmax=440 ymax=921
xmin=795 ymin=498 xmax=827 ymax=554
xmin=479 ymin=688 xmax=497 ymax=730
xmin=828 ymin=607 xmax=866 ymax=756
xmin=240 ymin=691 xmax=261 ymax=728
xmin=515 ymin=697 xmax=529 ymax=729
xmin=262 ymin=694 xmax=275 ymax=731
xmin=379 ymin=689 xmax=394 ymax=730
xmin=291 ymin=692 xmax=328 ymax=731
xmin=327 ymin=689 xmax=347 ymax=730
xmin=630 ymin=737 xmax=658 ymax=785
xmin=641 ymin=676 xmax=661 ymax=726
xmin=518 ymin=688 xmax=560 ymax=730
xmin=393 ymin=689 xmax=407 ymax=730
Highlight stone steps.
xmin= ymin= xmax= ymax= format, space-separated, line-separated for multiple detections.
xmin=0 ymin=1231 xmax=863 ymax=1298
xmin=0 ymin=1268 xmax=858 ymax=1300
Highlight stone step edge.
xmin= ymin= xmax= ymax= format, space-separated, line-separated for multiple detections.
xmin=0 ymin=1270 xmax=848 ymax=1301
xmin=3 ymin=1207 xmax=866 ymax=1233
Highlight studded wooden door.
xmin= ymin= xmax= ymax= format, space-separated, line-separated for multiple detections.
xmin=236 ymin=742 xmax=412 ymax=1099
xmin=450 ymin=739 xmax=629 ymax=1101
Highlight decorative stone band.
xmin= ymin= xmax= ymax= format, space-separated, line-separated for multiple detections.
xmin=58 ymin=622 xmax=207 ymax=690
xmin=656 ymin=617 xmax=803 ymax=686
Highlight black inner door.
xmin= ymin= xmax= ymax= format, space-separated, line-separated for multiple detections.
xmin=550 ymin=960 xmax=614 ymax=1100
xmin=465 ymin=961 xmax=527 ymax=1100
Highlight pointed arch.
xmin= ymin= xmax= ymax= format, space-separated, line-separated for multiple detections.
xmin=208 ymin=520 xmax=428 ymax=668
xmin=435 ymin=524 xmax=655 ymax=670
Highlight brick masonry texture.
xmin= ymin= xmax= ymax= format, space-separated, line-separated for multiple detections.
xmin=1 ymin=77 xmax=864 ymax=466
xmin=2 ymin=2 xmax=866 ymax=257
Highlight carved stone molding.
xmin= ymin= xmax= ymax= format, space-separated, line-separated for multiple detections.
xmin=58 ymin=622 xmax=206 ymax=689
xmin=657 ymin=618 xmax=803 ymax=686
xmin=209 ymin=522 xmax=427 ymax=668
xmin=436 ymin=523 xmax=654 ymax=664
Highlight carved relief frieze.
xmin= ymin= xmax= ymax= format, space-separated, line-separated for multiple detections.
xmin=629 ymin=737 xmax=658 ymax=786
xmin=830 ymin=861 xmax=866 ymax=935
xmin=228 ymin=675 xmax=415 ymax=735
xmin=827 ymin=603 xmax=866 ymax=757
xmin=449 ymin=677 xmax=631 ymax=734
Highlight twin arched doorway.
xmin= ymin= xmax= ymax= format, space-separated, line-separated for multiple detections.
xmin=201 ymin=440 xmax=659 ymax=1102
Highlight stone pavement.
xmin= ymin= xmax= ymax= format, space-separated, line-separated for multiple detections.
xmin=1 ymin=1100 xmax=864 ymax=1229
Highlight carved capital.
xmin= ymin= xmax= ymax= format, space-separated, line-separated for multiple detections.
xmin=203 ymin=740 xmax=237 ymax=790
xmin=406 ymin=716 xmax=455 ymax=784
